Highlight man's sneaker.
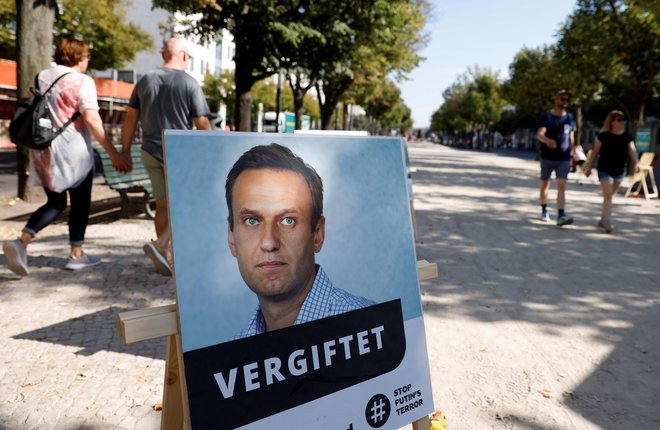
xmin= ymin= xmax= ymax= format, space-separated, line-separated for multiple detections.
xmin=556 ymin=213 xmax=574 ymax=226
xmin=597 ymin=218 xmax=614 ymax=233
xmin=3 ymin=239 xmax=29 ymax=276
xmin=65 ymin=253 xmax=101 ymax=270
xmin=143 ymin=242 xmax=172 ymax=276
xmin=541 ymin=210 xmax=550 ymax=222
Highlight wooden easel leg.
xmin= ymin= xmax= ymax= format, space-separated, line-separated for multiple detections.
xmin=648 ymin=170 xmax=658 ymax=198
xmin=412 ymin=415 xmax=430 ymax=430
xmin=410 ymin=200 xmax=418 ymax=242
xmin=161 ymin=335 xmax=185 ymax=430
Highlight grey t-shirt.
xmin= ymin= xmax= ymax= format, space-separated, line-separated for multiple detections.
xmin=129 ymin=67 xmax=210 ymax=162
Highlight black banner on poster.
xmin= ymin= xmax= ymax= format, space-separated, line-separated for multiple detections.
xmin=183 ymin=299 xmax=406 ymax=429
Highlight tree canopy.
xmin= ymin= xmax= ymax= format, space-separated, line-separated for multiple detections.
xmin=0 ymin=0 xmax=153 ymax=70
xmin=153 ymin=0 xmax=427 ymax=132
xmin=430 ymin=67 xmax=504 ymax=134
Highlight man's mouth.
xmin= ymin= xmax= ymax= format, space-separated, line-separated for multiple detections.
xmin=256 ymin=261 xmax=286 ymax=268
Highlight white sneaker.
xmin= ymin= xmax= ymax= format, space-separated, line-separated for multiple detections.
xmin=65 ymin=252 xmax=101 ymax=270
xmin=143 ymin=242 xmax=172 ymax=276
xmin=3 ymin=239 xmax=29 ymax=276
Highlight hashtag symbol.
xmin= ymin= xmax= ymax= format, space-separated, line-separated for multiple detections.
xmin=365 ymin=394 xmax=390 ymax=428
xmin=370 ymin=399 xmax=385 ymax=423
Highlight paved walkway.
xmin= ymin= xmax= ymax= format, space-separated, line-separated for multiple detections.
xmin=0 ymin=142 xmax=658 ymax=429
xmin=1 ymin=186 xmax=171 ymax=429
xmin=411 ymin=142 xmax=660 ymax=429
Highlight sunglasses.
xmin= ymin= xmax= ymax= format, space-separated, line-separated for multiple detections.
xmin=613 ymin=118 xmax=625 ymax=122
xmin=559 ymin=97 xmax=570 ymax=102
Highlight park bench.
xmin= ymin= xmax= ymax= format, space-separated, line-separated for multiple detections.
xmin=94 ymin=144 xmax=155 ymax=218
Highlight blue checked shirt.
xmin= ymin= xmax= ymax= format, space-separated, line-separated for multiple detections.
xmin=236 ymin=265 xmax=375 ymax=338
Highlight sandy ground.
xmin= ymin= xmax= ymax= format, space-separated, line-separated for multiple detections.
xmin=410 ymin=142 xmax=660 ymax=429
xmin=1 ymin=142 xmax=659 ymax=429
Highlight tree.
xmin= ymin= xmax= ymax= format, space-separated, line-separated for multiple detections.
xmin=503 ymin=47 xmax=565 ymax=123
xmin=1 ymin=0 xmax=153 ymax=69
xmin=154 ymin=0 xmax=312 ymax=131
xmin=14 ymin=0 xmax=56 ymax=200
xmin=54 ymin=0 xmax=153 ymax=71
xmin=0 ymin=0 xmax=15 ymax=59
xmin=558 ymin=0 xmax=660 ymax=136
xmin=353 ymin=77 xmax=411 ymax=135
xmin=430 ymin=67 xmax=504 ymax=142
xmin=203 ymin=70 xmax=236 ymax=128
xmin=315 ymin=0 xmax=428 ymax=129
xmin=4 ymin=0 xmax=153 ymax=199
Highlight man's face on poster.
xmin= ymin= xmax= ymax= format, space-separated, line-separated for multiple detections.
xmin=228 ymin=168 xmax=325 ymax=302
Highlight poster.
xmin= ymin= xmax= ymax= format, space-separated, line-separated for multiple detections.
xmin=164 ymin=131 xmax=433 ymax=429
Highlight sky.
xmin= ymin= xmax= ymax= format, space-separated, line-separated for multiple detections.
xmin=399 ymin=0 xmax=577 ymax=129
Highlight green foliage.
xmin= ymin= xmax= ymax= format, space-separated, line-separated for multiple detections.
xmin=0 ymin=0 xmax=15 ymax=59
xmin=203 ymin=70 xmax=234 ymax=112
xmin=353 ymin=77 xmax=412 ymax=134
xmin=55 ymin=0 xmax=154 ymax=70
xmin=430 ymin=67 xmax=504 ymax=133
xmin=154 ymin=0 xmax=427 ymax=130
xmin=0 ymin=0 xmax=153 ymax=69
xmin=318 ymin=0 xmax=428 ymax=128
xmin=503 ymin=47 xmax=565 ymax=120
xmin=557 ymin=0 xmax=660 ymax=127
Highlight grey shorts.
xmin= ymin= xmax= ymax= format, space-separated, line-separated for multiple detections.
xmin=540 ymin=158 xmax=570 ymax=181
xmin=141 ymin=150 xmax=167 ymax=199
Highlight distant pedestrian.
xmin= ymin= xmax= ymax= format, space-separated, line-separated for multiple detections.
xmin=121 ymin=37 xmax=211 ymax=276
xmin=536 ymin=90 xmax=575 ymax=226
xmin=3 ymin=38 xmax=131 ymax=276
xmin=582 ymin=110 xmax=639 ymax=233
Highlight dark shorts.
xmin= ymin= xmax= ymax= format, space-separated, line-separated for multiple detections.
xmin=598 ymin=170 xmax=625 ymax=181
xmin=540 ymin=158 xmax=570 ymax=181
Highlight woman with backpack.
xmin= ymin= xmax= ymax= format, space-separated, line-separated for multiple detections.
xmin=3 ymin=38 xmax=131 ymax=276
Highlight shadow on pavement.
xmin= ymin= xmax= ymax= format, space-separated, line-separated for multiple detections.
xmin=12 ymin=306 xmax=165 ymax=359
xmin=411 ymin=145 xmax=660 ymax=428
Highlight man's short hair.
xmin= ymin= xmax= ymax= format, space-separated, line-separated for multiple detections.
xmin=54 ymin=38 xmax=89 ymax=67
xmin=225 ymin=143 xmax=324 ymax=231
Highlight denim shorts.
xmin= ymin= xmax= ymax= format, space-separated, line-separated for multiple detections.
xmin=598 ymin=170 xmax=625 ymax=181
xmin=540 ymin=158 xmax=570 ymax=181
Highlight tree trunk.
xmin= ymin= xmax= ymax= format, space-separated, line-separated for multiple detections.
xmin=629 ymin=96 xmax=647 ymax=141
xmin=288 ymin=74 xmax=313 ymax=130
xmin=16 ymin=0 xmax=56 ymax=201
xmin=574 ymin=101 xmax=583 ymax=148
xmin=233 ymin=60 xmax=255 ymax=132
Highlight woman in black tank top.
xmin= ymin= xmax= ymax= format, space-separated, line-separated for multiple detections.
xmin=583 ymin=110 xmax=639 ymax=233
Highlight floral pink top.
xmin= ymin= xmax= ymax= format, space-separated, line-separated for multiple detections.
xmin=29 ymin=65 xmax=99 ymax=193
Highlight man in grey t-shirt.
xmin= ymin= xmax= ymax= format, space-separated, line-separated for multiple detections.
xmin=121 ymin=37 xmax=211 ymax=276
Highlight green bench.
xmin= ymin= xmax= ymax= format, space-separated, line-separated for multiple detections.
xmin=94 ymin=144 xmax=155 ymax=219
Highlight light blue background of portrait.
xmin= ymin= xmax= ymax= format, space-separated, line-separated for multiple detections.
xmin=164 ymin=131 xmax=421 ymax=352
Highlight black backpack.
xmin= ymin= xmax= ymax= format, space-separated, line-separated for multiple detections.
xmin=9 ymin=72 xmax=81 ymax=150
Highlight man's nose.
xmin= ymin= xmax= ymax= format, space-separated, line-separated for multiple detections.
xmin=259 ymin=223 xmax=280 ymax=252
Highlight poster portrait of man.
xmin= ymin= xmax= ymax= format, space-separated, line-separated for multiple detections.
xmin=164 ymin=132 xmax=433 ymax=429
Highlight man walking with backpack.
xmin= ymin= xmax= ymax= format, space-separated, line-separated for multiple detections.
xmin=536 ymin=90 xmax=576 ymax=226
xmin=3 ymin=38 xmax=131 ymax=276
xmin=121 ymin=37 xmax=211 ymax=276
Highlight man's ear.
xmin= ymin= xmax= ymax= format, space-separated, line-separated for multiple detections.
xmin=313 ymin=216 xmax=325 ymax=253
xmin=228 ymin=225 xmax=237 ymax=257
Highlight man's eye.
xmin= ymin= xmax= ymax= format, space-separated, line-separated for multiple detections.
xmin=244 ymin=217 xmax=259 ymax=226
xmin=281 ymin=217 xmax=295 ymax=226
